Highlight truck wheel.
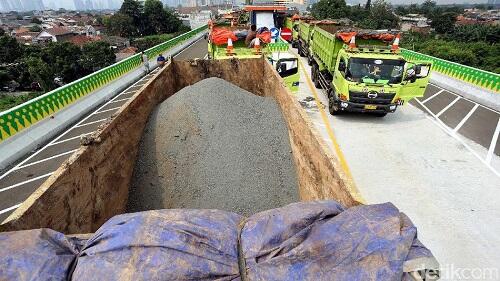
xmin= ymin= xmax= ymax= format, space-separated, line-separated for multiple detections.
xmin=307 ymin=56 xmax=313 ymax=66
xmin=298 ymin=43 xmax=305 ymax=57
xmin=329 ymin=95 xmax=342 ymax=115
xmin=314 ymin=68 xmax=321 ymax=89
xmin=292 ymin=41 xmax=298 ymax=48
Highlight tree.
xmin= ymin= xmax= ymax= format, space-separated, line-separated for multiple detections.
xmin=431 ymin=12 xmax=457 ymax=34
xmin=29 ymin=25 xmax=42 ymax=32
xmin=119 ymin=0 xmax=144 ymax=34
xmin=27 ymin=57 xmax=54 ymax=91
xmin=80 ymin=41 xmax=115 ymax=73
xmin=421 ymin=0 xmax=436 ymax=17
xmin=359 ymin=0 xmax=399 ymax=29
xmin=310 ymin=0 xmax=349 ymax=20
xmin=0 ymin=35 xmax=23 ymax=64
xmin=365 ymin=0 xmax=371 ymax=10
xmin=31 ymin=17 xmax=42 ymax=24
xmin=106 ymin=13 xmax=137 ymax=37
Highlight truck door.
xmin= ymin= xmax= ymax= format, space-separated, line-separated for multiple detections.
xmin=399 ymin=62 xmax=432 ymax=102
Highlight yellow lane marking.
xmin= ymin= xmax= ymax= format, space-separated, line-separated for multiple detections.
xmin=297 ymin=57 xmax=365 ymax=203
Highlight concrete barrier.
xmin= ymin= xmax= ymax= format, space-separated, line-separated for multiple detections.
xmin=0 ymin=59 xmax=361 ymax=234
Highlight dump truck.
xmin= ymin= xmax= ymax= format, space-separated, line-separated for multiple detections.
xmin=208 ymin=5 xmax=300 ymax=92
xmin=0 ymin=58 xmax=439 ymax=281
xmin=296 ymin=23 xmax=432 ymax=116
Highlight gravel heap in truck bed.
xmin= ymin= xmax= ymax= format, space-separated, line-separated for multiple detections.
xmin=128 ymin=77 xmax=299 ymax=216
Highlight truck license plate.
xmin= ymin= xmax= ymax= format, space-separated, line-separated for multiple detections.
xmin=364 ymin=105 xmax=377 ymax=110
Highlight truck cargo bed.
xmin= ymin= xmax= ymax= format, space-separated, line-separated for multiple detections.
xmin=0 ymin=58 xmax=361 ymax=234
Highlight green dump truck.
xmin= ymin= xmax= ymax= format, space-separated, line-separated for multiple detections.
xmin=297 ymin=24 xmax=432 ymax=116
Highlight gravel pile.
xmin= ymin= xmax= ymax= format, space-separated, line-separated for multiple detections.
xmin=127 ymin=77 xmax=299 ymax=216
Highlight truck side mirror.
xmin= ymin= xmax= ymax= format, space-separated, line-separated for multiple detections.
xmin=415 ymin=65 xmax=422 ymax=75
xmin=276 ymin=59 xmax=298 ymax=78
xmin=338 ymin=61 xmax=346 ymax=72
xmin=405 ymin=68 xmax=417 ymax=83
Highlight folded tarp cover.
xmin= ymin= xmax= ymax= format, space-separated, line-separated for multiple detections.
xmin=0 ymin=228 xmax=80 ymax=281
xmin=0 ymin=201 xmax=438 ymax=281
xmin=72 ymin=209 xmax=242 ymax=281
xmin=240 ymin=201 xmax=439 ymax=281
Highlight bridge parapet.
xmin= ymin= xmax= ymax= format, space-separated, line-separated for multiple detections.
xmin=401 ymin=48 xmax=499 ymax=93
xmin=0 ymin=25 xmax=207 ymax=144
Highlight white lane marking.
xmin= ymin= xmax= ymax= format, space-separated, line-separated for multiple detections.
xmin=17 ymin=150 xmax=77 ymax=169
xmin=413 ymin=99 xmax=499 ymax=177
xmin=436 ymin=96 xmax=461 ymax=117
xmin=453 ymin=104 xmax=479 ymax=133
xmin=0 ymin=203 xmax=22 ymax=215
xmin=430 ymin=83 xmax=500 ymax=115
xmin=421 ymin=89 xmax=443 ymax=104
xmin=486 ymin=118 xmax=500 ymax=165
xmin=109 ymin=97 xmax=131 ymax=104
xmin=0 ymin=172 xmax=53 ymax=193
xmin=48 ymin=132 xmax=93 ymax=146
xmin=0 ymin=40 xmax=201 ymax=185
xmin=74 ymin=118 xmax=107 ymax=128
xmin=94 ymin=107 xmax=121 ymax=115
xmin=0 ymin=70 xmax=143 ymax=181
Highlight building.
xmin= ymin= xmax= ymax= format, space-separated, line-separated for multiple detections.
xmin=399 ymin=14 xmax=431 ymax=34
xmin=35 ymin=27 xmax=75 ymax=43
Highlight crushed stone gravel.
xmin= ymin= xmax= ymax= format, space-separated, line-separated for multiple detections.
xmin=127 ymin=77 xmax=299 ymax=216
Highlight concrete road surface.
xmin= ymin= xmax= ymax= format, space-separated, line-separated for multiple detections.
xmin=292 ymin=49 xmax=500 ymax=280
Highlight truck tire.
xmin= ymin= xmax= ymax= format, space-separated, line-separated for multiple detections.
xmin=298 ymin=42 xmax=305 ymax=57
xmin=292 ymin=41 xmax=298 ymax=48
xmin=314 ymin=67 xmax=321 ymax=89
xmin=307 ymin=55 xmax=313 ymax=66
xmin=328 ymin=89 xmax=342 ymax=115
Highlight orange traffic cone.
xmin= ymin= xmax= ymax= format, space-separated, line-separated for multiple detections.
xmin=391 ymin=34 xmax=400 ymax=52
xmin=348 ymin=35 xmax=356 ymax=49
xmin=254 ymin=37 xmax=261 ymax=54
xmin=226 ymin=38 xmax=234 ymax=55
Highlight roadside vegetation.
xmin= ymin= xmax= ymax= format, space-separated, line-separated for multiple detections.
xmin=0 ymin=0 xmax=188 ymax=111
xmin=310 ymin=0 xmax=499 ymax=73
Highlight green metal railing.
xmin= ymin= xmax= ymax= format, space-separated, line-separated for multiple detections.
xmin=401 ymin=49 xmax=499 ymax=93
xmin=0 ymin=25 xmax=207 ymax=143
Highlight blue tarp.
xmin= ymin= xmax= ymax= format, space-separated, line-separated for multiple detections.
xmin=0 ymin=201 xmax=438 ymax=281
xmin=72 ymin=209 xmax=242 ymax=281
xmin=240 ymin=201 xmax=438 ymax=281
xmin=0 ymin=228 xmax=79 ymax=281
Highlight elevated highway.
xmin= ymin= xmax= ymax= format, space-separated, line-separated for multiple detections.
xmin=0 ymin=28 xmax=499 ymax=279
xmin=0 ymin=37 xmax=208 ymax=221
xmin=293 ymin=49 xmax=499 ymax=278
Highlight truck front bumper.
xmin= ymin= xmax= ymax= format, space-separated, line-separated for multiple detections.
xmin=338 ymin=101 xmax=398 ymax=114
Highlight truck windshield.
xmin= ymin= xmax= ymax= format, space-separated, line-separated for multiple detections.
xmin=346 ymin=58 xmax=405 ymax=84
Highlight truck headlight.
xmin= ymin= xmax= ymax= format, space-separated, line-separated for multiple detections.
xmin=389 ymin=105 xmax=396 ymax=111
xmin=341 ymin=102 xmax=349 ymax=108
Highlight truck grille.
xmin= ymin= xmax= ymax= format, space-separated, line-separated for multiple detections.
xmin=349 ymin=91 xmax=395 ymax=105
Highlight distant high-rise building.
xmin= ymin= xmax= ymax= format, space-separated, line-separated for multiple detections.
xmin=85 ymin=0 xmax=94 ymax=10
xmin=73 ymin=0 xmax=85 ymax=10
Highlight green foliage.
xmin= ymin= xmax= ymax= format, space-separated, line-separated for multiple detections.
xmin=310 ymin=0 xmax=349 ymax=20
xmin=131 ymin=33 xmax=176 ymax=51
xmin=402 ymin=32 xmax=499 ymax=73
xmin=0 ymin=92 xmax=42 ymax=112
xmin=106 ymin=13 xmax=137 ymax=37
xmin=430 ymin=12 xmax=457 ymax=34
xmin=447 ymin=24 xmax=500 ymax=44
xmin=31 ymin=17 xmax=42 ymax=24
xmin=0 ymin=35 xmax=22 ymax=64
xmin=26 ymin=57 xmax=54 ymax=91
xmin=80 ymin=41 xmax=116 ymax=73
xmin=358 ymin=0 xmax=399 ymax=29
xmin=29 ymin=25 xmax=42 ymax=32
xmin=107 ymin=0 xmax=188 ymax=38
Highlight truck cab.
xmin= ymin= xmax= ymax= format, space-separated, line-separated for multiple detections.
xmin=309 ymin=29 xmax=432 ymax=117
xmin=268 ymin=52 xmax=300 ymax=92
xmin=328 ymin=47 xmax=431 ymax=116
